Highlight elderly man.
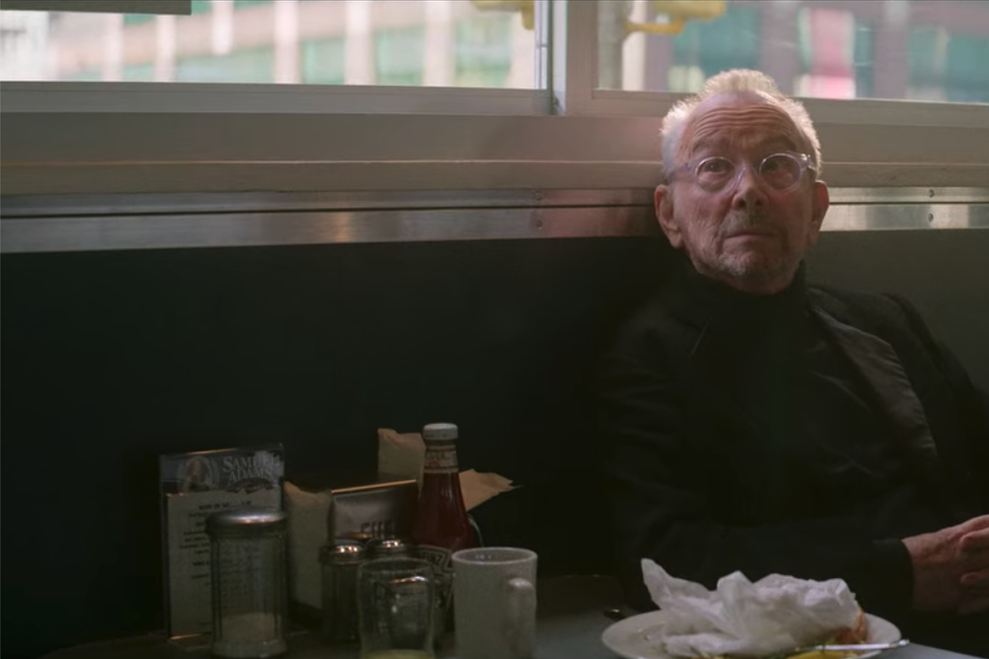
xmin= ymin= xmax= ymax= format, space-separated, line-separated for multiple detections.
xmin=597 ymin=69 xmax=989 ymax=655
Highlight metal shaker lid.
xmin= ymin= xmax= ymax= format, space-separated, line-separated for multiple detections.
xmin=422 ymin=423 xmax=458 ymax=441
xmin=206 ymin=508 xmax=287 ymax=536
xmin=365 ymin=537 xmax=412 ymax=559
xmin=320 ymin=539 xmax=366 ymax=564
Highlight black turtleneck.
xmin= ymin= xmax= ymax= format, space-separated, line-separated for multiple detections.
xmin=678 ymin=263 xmax=954 ymax=536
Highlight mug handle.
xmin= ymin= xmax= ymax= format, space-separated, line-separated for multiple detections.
xmin=506 ymin=577 xmax=536 ymax=658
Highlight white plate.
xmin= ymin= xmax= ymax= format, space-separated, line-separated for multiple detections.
xmin=601 ymin=611 xmax=901 ymax=659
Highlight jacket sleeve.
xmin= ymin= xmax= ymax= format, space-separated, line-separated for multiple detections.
xmin=596 ymin=335 xmax=913 ymax=617
xmin=885 ymin=293 xmax=989 ymax=507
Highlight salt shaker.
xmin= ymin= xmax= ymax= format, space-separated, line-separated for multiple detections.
xmin=319 ymin=538 xmax=366 ymax=642
xmin=207 ymin=508 xmax=288 ymax=658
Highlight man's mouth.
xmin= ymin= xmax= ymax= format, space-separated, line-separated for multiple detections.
xmin=727 ymin=229 xmax=777 ymax=239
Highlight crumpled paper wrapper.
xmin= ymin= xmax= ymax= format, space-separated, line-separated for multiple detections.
xmin=642 ymin=559 xmax=861 ymax=657
xmin=377 ymin=427 xmax=516 ymax=510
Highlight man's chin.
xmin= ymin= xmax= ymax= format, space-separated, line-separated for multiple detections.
xmin=725 ymin=255 xmax=785 ymax=278
xmin=719 ymin=255 xmax=796 ymax=288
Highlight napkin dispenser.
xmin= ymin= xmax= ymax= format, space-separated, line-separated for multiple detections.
xmin=329 ymin=479 xmax=419 ymax=541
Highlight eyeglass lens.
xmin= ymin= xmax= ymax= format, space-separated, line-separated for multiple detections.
xmin=695 ymin=154 xmax=802 ymax=192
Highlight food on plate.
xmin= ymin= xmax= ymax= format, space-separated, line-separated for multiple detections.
xmin=715 ymin=608 xmax=870 ymax=659
xmin=829 ymin=607 xmax=869 ymax=644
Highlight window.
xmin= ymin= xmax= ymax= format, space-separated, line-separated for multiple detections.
xmin=122 ymin=13 xmax=155 ymax=27
xmin=301 ymin=37 xmax=345 ymax=85
xmin=176 ymin=46 xmax=275 ymax=83
xmin=0 ymin=0 xmax=985 ymax=210
xmin=599 ymin=0 xmax=989 ymax=103
xmin=668 ymin=6 xmax=759 ymax=92
xmin=455 ymin=15 xmax=513 ymax=88
xmin=910 ymin=28 xmax=989 ymax=103
xmin=0 ymin=0 xmax=540 ymax=88
xmin=796 ymin=7 xmax=857 ymax=99
xmin=122 ymin=62 xmax=155 ymax=82
xmin=374 ymin=26 xmax=425 ymax=86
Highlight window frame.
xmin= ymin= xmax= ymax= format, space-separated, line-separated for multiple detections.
xmin=0 ymin=80 xmax=552 ymax=115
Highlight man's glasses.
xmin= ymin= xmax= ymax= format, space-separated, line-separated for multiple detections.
xmin=676 ymin=152 xmax=816 ymax=193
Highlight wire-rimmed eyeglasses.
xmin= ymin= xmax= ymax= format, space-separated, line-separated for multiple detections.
xmin=674 ymin=152 xmax=816 ymax=193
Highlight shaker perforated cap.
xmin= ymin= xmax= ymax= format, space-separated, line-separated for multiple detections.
xmin=422 ymin=422 xmax=458 ymax=441
xmin=319 ymin=539 xmax=366 ymax=564
xmin=206 ymin=508 xmax=287 ymax=536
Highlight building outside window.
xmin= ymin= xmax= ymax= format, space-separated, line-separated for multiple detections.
xmin=374 ymin=25 xmax=425 ymax=86
xmin=0 ymin=0 xmax=539 ymax=88
xmin=176 ymin=46 xmax=275 ymax=83
xmin=455 ymin=14 xmax=513 ymax=88
xmin=667 ymin=5 xmax=759 ymax=92
xmin=301 ymin=36 xmax=345 ymax=85
xmin=602 ymin=0 xmax=989 ymax=103
xmin=910 ymin=27 xmax=989 ymax=102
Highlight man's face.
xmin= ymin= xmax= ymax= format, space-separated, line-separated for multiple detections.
xmin=655 ymin=94 xmax=830 ymax=295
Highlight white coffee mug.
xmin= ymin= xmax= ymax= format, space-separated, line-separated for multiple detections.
xmin=452 ymin=547 xmax=537 ymax=659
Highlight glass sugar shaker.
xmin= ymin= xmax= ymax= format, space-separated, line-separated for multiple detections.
xmin=206 ymin=508 xmax=289 ymax=658
xmin=319 ymin=538 xmax=366 ymax=642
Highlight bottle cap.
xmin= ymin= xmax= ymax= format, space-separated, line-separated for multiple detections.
xmin=423 ymin=423 xmax=458 ymax=441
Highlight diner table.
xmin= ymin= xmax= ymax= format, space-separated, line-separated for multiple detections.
xmin=43 ymin=576 xmax=979 ymax=659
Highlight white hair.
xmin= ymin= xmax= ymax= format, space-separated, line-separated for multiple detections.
xmin=660 ymin=69 xmax=822 ymax=179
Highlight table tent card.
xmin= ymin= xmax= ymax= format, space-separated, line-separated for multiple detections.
xmin=159 ymin=445 xmax=285 ymax=637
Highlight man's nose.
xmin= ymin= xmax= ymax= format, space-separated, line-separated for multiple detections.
xmin=730 ymin=165 xmax=766 ymax=210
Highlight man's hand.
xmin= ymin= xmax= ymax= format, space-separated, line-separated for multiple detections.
xmin=958 ymin=522 xmax=989 ymax=614
xmin=902 ymin=515 xmax=989 ymax=613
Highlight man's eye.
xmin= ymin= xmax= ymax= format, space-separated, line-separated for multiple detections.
xmin=698 ymin=159 xmax=731 ymax=174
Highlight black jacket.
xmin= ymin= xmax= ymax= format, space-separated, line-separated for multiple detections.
xmin=597 ymin=263 xmax=989 ymax=624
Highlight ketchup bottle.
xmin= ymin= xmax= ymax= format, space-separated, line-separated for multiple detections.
xmin=411 ymin=422 xmax=477 ymax=556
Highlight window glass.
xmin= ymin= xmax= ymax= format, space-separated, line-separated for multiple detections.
xmin=375 ymin=26 xmax=426 ymax=86
xmin=456 ymin=14 xmax=514 ymax=87
xmin=176 ymin=46 xmax=275 ymax=83
xmin=122 ymin=13 xmax=155 ymax=27
xmin=301 ymin=37 xmax=345 ymax=85
xmin=0 ymin=0 xmax=540 ymax=88
xmin=603 ymin=0 xmax=989 ymax=103
xmin=122 ymin=61 xmax=155 ymax=82
xmin=668 ymin=5 xmax=758 ymax=92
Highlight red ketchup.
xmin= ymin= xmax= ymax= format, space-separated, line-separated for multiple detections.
xmin=411 ymin=422 xmax=477 ymax=558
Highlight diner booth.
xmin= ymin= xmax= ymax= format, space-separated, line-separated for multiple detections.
xmin=2 ymin=2 xmax=989 ymax=658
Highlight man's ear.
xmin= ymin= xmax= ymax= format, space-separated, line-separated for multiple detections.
xmin=806 ymin=180 xmax=830 ymax=247
xmin=655 ymin=185 xmax=683 ymax=248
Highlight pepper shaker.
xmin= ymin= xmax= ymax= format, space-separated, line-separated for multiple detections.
xmin=365 ymin=536 xmax=412 ymax=560
xmin=319 ymin=538 xmax=366 ymax=642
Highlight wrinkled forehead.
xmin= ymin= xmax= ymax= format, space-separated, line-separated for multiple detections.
xmin=676 ymin=92 xmax=806 ymax=164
